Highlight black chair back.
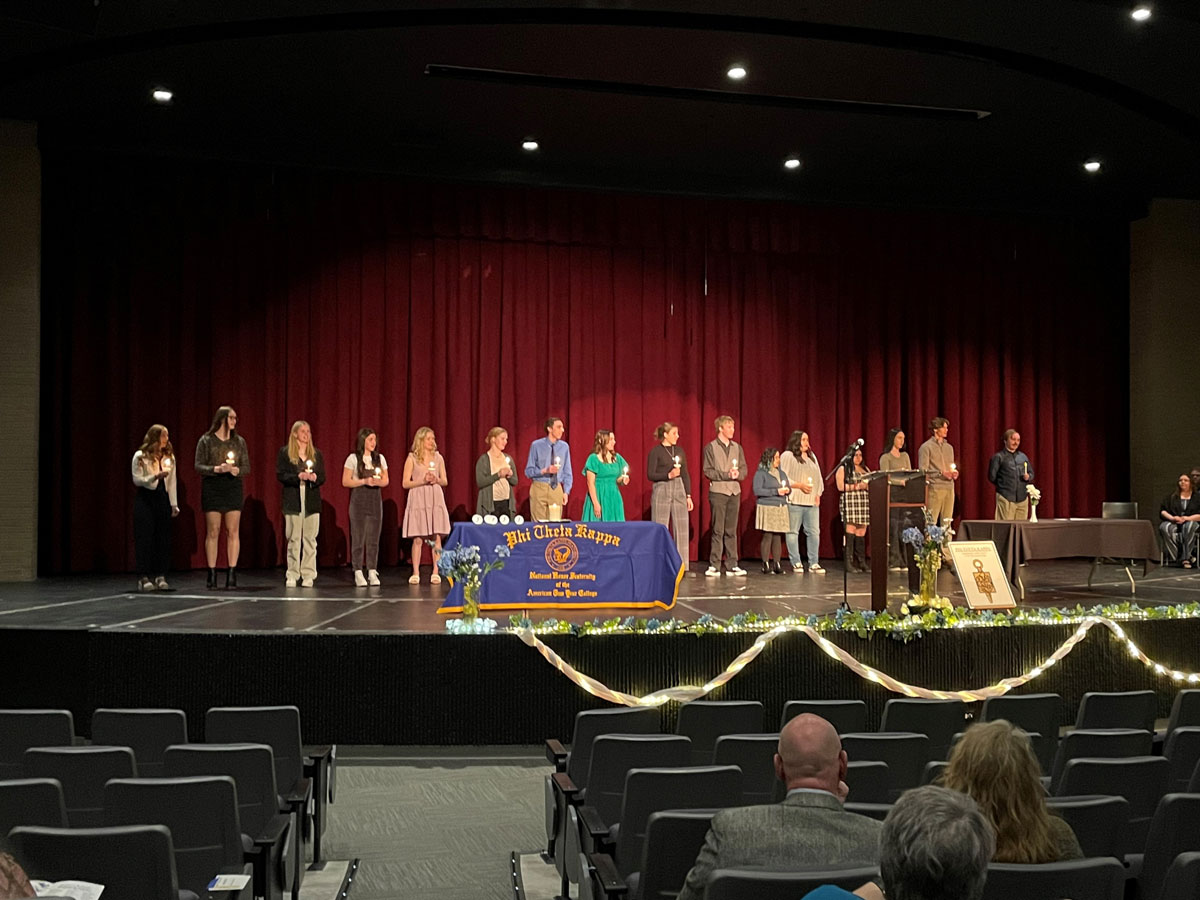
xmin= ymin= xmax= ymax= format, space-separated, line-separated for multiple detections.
xmin=206 ymin=706 xmax=305 ymax=792
xmin=880 ymin=699 xmax=967 ymax=761
xmin=1074 ymin=690 xmax=1157 ymax=732
xmin=0 ymin=710 xmax=74 ymax=779
xmin=1164 ymin=727 xmax=1200 ymax=793
xmin=840 ymin=732 xmax=930 ymax=799
xmin=586 ymin=734 xmax=690 ymax=828
xmin=675 ymin=701 xmax=763 ymax=766
xmin=1165 ymin=690 xmax=1200 ymax=741
xmin=1137 ymin=794 xmax=1200 ymax=900
xmin=712 ymin=733 xmax=778 ymax=806
xmin=0 ymin=778 xmax=67 ymax=848
xmin=1045 ymin=794 xmax=1129 ymax=859
xmin=10 ymin=824 xmax=182 ymax=900
xmin=1048 ymin=728 xmax=1152 ymax=791
xmin=845 ymin=760 xmax=890 ymax=804
xmin=982 ymin=857 xmax=1124 ymax=900
xmin=1057 ymin=756 xmax=1170 ymax=854
xmin=706 ymin=866 xmax=880 ymax=900
xmin=637 ymin=809 xmax=717 ymax=900
xmin=1162 ymin=851 xmax=1200 ymax=900
xmin=22 ymin=746 xmax=136 ymax=827
xmin=565 ymin=707 xmax=660 ymax=787
xmin=980 ymin=693 xmax=1061 ymax=773
xmin=779 ymin=700 xmax=868 ymax=735
xmin=92 ymin=708 xmax=187 ymax=778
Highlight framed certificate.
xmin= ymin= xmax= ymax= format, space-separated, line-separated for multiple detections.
xmin=948 ymin=541 xmax=1016 ymax=609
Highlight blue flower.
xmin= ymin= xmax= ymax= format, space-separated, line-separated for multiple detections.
xmin=901 ymin=527 xmax=924 ymax=547
xmin=806 ymin=615 xmax=820 ymax=627
xmin=697 ymin=614 xmax=714 ymax=626
xmin=494 ymin=544 xmax=512 ymax=558
xmin=622 ymin=616 xmax=635 ymax=628
xmin=928 ymin=525 xmax=945 ymax=543
xmin=646 ymin=619 xmax=661 ymax=632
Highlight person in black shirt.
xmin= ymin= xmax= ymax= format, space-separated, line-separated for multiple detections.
xmin=1161 ymin=473 xmax=1200 ymax=568
xmin=986 ymin=429 xmax=1034 ymax=520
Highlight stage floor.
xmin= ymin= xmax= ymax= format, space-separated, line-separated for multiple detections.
xmin=3 ymin=560 xmax=1197 ymax=634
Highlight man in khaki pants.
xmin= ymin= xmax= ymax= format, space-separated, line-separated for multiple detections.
xmin=525 ymin=416 xmax=572 ymax=520
xmin=918 ymin=417 xmax=958 ymax=546
xmin=987 ymin=429 xmax=1034 ymax=520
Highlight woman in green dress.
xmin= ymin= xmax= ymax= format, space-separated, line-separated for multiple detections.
xmin=582 ymin=430 xmax=631 ymax=522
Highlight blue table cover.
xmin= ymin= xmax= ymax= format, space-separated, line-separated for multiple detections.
xmin=437 ymin=521 xmax=684 ymax=613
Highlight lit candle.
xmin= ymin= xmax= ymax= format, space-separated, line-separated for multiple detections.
xmin=374 ymin=466 xmax=381 ymax=479
xmin=226 ymin=450 xmax=235 ymax=466
xmin=428 ymin=460 xmax=436 ymax=470
xmin=305 ymin=459 xmax=314 ymax=472
xmin=807 ymin=476 xmax=814 ymax=485
xmin=950 ymin=462 xmax=957 ymax=472
xmin=731 ymin=457 xmax=738 ymax=469
xmin=505 ymin=456 xmax=512 ymax=467
xmin=674 ymin=455 xmax=680 ymax=467
xmin=1023 ymin=461 xmax=1028 ymax=476
xmin=623 ymin=465 xmax=630 ymax=477
xmin=554 ymin=456 xmax=561 ymax=467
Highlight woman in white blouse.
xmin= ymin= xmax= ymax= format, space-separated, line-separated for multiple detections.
xmin=131 ymin=424 xmax=179 ymax=591
xmin=342 ymin=427 xmax=389 ymax=587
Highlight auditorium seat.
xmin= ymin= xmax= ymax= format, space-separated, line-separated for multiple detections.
xmin=845 ymin=760 xmax=890 ymax=804
xmin=205 ymin=705 xmax=332 ymax=866
xmin=705 ymin=865 xmax=880 ymax=900
xmin=880 ymin=698 xmax=967 ymax=761
xmin=0 ymin=710 xmax=75 ymax=779
xmin=1126 ymin=794 xmax=1200 ymax=900
xmin=635 ymin=809 xmax=718 ymax=900
xmin=9 ymin=824 xmax=191 ymax=900
xmin=1157 ymin=690 xmax=1200 ymax=752
xmin=981 ymin=857 xmax=1124 ymax=900
xmin=92 ymin=708 xmax=187 ymax=778
xmin=164 ymin=743 xmax=296 ymax=900
xmin=22 ymin=745 xmax=136 ymax=827
xmin=1047 ymin=728 xmax=1152 ymax=792
xmin=544 ymin=707 xmax=660 ymax=859
xmin=839 ymin=733 xmax=930 ymax=799
xmin=1163 ymin=727 xmax=1200 ymax=792
xmin=1161 ymin=852 xmax=1200 ymax=900
xmin=921 ymin=760 xmax=948 ymax=785
xmin=0 ymin=778 xmax=67 ymax=847
xmin=1056 ymin=756 xmax=1170 ymax=854
xmin=674 ymin=701 xmax=763 ymax=766
xmin=1045 ymin=794 xmax=1129 ymax=859
xmin=779 ymin=699 xmax=868 ymax=735
xmin=1074 ymin=690 xmax=1158 ymax=733
xmin=104 ymin=776 xmax=253 ymax=900
xmin=980 ymin=692 xmax=1062 ymax=772
xmin=712 ymin=733 xmax=778 ymax=805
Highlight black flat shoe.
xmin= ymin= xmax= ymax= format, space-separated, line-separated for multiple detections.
xmin=225 ymin=567 xmax=237 ymax=588
xmin=206 ymin=567 xmax=218 ymax=589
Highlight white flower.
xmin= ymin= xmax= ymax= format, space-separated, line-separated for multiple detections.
xmin=1026 ymin=484 xmax=1042 ymax=504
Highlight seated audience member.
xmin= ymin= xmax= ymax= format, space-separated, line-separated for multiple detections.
xmin=804 ymin=785 xmax=995 ymax=900
xmin=942 ymin=719 xmax=1082 ymax=862
xmin=0 ymin=852 xmax=34 ymax=900
xmin=1161 ymin=472 xmax=1200 ymax=568
xmin=676 ymin=714 xmax=882 ymax=900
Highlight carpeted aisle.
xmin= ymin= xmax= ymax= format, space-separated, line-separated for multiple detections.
xmin=320 ymin=751 xmax=546 ymax=900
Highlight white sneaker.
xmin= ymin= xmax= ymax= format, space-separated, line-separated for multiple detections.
xmin=285 ymin=576 xmax=298 ymax=588
xmin=729 ymin=566 xmax=747 ymax=576
xmin=368 ymin=569 xmax=381 ymax=586
xmin=301 ymin=577 xmax=314 ymax=588
xmin=704 ymin=566 xmax=720 ymax=577
xmin=810 ymin=564 xmax=827 ymax=574
xmin=792 ymin=564 xmax=804 ymax=572
xmin=354 ymin=570 xmax=368 ymax=587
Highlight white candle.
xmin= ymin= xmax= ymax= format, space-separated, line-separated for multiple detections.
xmin=807 ymin=476 xmax=814 ymax=485
xmin=731 ymin=458 xmax=738 ymax=468
xmin=226 ymin=451 xmax=235 ymax=466
xmin=505 ymin=456 xmax=512 ymax=467
xmin=162 ymin=456 xmax=172 ymax=471
xmin=374 ymin=466 xmax=381 ymax=478
xmin=428 ymin=460 xmax=436 ymax=470
xmin=950 ymin=463 xmax=957 ymax=472
xmin=623 ymin=465 xmax=630 ymax=476
xmin=674 ymin=455 xmax=680 ymax=467
xmin=554 ymin=456 xmax=561 ymax=466
xmin=305 ymin=459 xmax=314 ymax=471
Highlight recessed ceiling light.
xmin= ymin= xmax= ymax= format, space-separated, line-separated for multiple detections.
xmin=151 ymin=88 xmax=173 ymax=104
xmin=726 ymin=65 xmax=747 ymax=81
xmin=1130 ymin=5 xmax=1152 ymax=21
xmin=1083 ymin=159 xmax=1102 ymax=173
xmin=783 ymin=157 xmax=802 ymax=170
xmin=522 ymin=139 xmax=539 ymax=151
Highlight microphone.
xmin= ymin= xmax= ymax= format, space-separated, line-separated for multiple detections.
xmin=841 ymin=438 xmax=864 ymax=460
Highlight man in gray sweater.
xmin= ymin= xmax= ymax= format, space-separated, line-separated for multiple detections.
xmin=676 ymin=714 xmax=883 ymax=900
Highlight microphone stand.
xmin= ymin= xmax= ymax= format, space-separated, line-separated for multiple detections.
xmin=828 ymin=441 xmax=861 ymax=615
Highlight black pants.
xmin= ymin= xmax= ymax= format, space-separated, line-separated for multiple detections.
xmin=134 ymin=484 xmax=172 ymax=577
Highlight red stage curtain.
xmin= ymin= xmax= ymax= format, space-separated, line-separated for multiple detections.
xmin=40 ymin=154 xmax=1130 ymax=573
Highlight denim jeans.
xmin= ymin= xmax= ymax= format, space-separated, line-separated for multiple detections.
xmin=785 ymin=504 xmax=821 ymax=567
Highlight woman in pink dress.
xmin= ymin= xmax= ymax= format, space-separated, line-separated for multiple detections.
xmin=402 ymin=426 xmax=451 ymax=584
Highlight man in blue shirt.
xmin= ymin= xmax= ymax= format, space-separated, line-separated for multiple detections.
xmin=525 ymin=416 xmax=573 ymax=521
xmin=986 ymin=429 xmax=1034 ymax=520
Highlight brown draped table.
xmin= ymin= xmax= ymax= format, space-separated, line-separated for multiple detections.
xmin=958 ymin=518 xmax=1160 ymax=598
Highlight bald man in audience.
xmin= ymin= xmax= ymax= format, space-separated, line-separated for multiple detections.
xmin=676 ymin=714 xmax=883 ymax=900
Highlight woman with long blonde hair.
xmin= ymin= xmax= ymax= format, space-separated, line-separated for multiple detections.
xmin=942 ymin=719 xmax=1082 ymax=863
xmin=276 ymin=420 xmax=325 ymax=587
xmin=131 ymin=423 xmax=179 ymax=591
xmin=402 ymin=426 xmax=451 ymax=585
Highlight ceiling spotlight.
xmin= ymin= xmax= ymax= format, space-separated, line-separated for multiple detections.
xmin=1083 ymin=159 xmax=1102 ymax=173
xmin=726 ymin=65 xmax=747 ymax=80
xmin=521 ymin=139 xmax=539 ymax=151
xmin=783 ymin=157 xmax=802 ymax=170
xmin=151 ymin=87 xmax=173 ymax=104
xmin=1130 ymin=5 xmax=1152 ymax=21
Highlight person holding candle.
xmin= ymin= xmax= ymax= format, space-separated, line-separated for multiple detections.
xmin=525 ymin=416 xmax=573 ymax=521
xmin=835 ymin=445 xmax=872 ymax=573
xmin=702 ymin=415 xmax=747 ymax=576
xmin=342 ymin=427 xmax=388 ymax=587
xmin=780 ymin=430 xmax=825 ymax=573
xmin=582 ymin=429 xmax=631 ymax=522
xmin=131 ymin=424 xmax=179 ymax=591
xmin=986 ymin=429 xmax=1034 ymax=521
xmin=276 ymin=420 xmax=325 ymax=587
xmin=195 ymin=405 xmax=250 ymax=589
xmin=475 ymin=427 xmax=518 ymax=518
xmin=918 ymin=417 xmax=958 ymax=541
xmin=402 ymin=426 xmax=451 ymax=584
xmin=753 ymin=448 xmax=792 ymax=574
xmin=648 ymin=422 xmax=693 ymax=561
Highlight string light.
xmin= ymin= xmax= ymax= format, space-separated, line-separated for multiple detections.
xmin=514 ymin=615 xmax=1199 ymax=707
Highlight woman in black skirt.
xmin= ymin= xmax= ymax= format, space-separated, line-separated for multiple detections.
xmin=131 ymin=424 xmax=179 ymax=591
xmin=195 ymin=405 xmax=250 ymax=588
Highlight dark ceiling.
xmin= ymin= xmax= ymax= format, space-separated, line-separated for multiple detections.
xmin=2 ymin=0 xmax=1198 ymax=215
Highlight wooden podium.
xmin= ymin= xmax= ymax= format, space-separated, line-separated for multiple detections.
xmin=867 ymin=470 xmax=927 ymax=611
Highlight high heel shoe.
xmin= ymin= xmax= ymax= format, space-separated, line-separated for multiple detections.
xmin=206 ymin=567 xmax=218 ymax=589
xmin=761 ymin=562 xmax=771 ymax=574
xmin=771 ymin=560 xmax=783 ymax=575
xmin=225 ymin=567 xmax=237 ymax=589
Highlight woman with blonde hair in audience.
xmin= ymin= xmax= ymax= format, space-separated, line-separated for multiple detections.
xmin=942 ymin=719 xmax=1082 ymax=863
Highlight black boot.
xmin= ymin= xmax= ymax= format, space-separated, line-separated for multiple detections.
xmin=206 ymin=567 xmax=218 ymax=589
xmin=843 ymin=541 xmax=855 ymax=573
xmin=854 ymin=536 xmax=868 ymax=573
xmin=225 ymin=567 xmax=237 ymax=589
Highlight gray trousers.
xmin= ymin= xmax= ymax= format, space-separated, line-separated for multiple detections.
xmin=652 ymin=479 xmax=689 ymax=562
xmin=709 ymin=491 xmax=740 ymax=568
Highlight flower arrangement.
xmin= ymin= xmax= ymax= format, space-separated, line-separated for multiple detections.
xmin=1026 ymin=484 xmax=1042 ymax=522
xmin=436 ymin=543 xmax=511 ymax=623
xmin=901 ymin=513 xmax=955 ymax=611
